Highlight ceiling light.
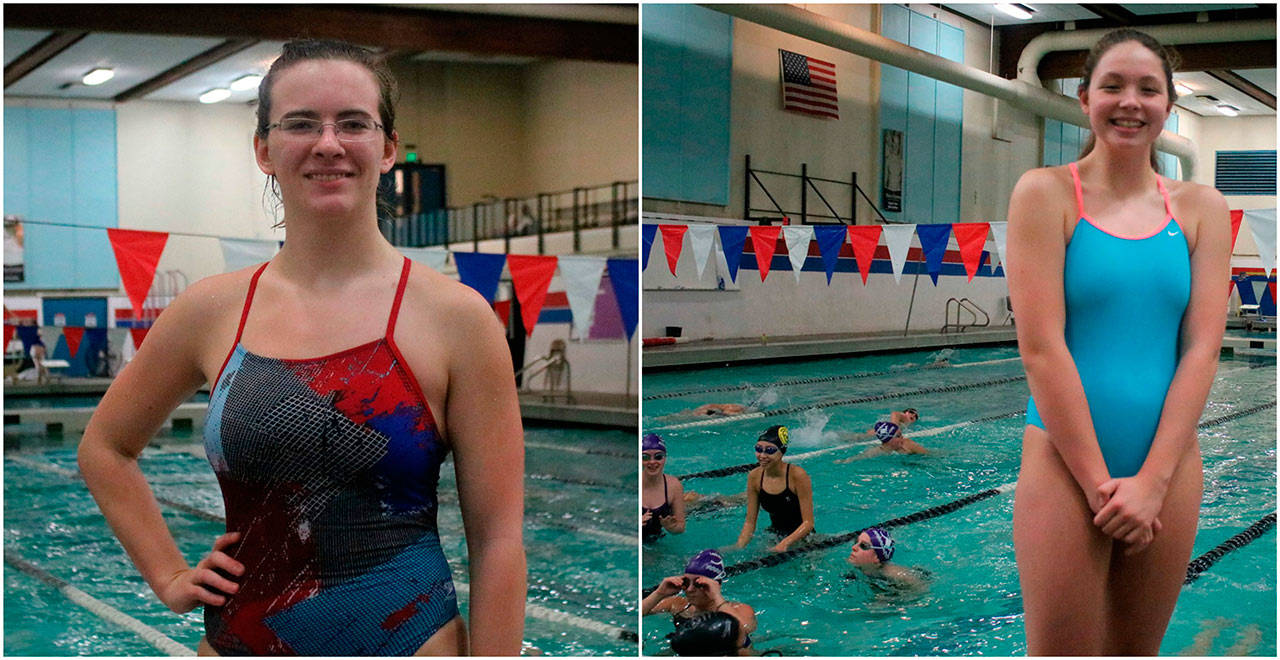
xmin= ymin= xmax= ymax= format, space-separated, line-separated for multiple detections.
xmin=82 ymin=68 xmax=114 ymax=86
xmin=1216 ymin=103 xmax=1240 ymax=117
xmin=994 ymin=3 xmax=1034 ymax=20
xmin=229 ymin=74 xmax=263 ymax=92
xmin=199 ymin=88 xmax=232 ymax=104
xmin=1174 ymin=81 xmax=1194 ymax=97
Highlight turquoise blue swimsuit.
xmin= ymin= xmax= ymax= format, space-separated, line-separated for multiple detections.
xmin=1026 ymin=162 xmax=1191 ymax=478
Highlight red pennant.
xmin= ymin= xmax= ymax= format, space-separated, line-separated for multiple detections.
xmin=130 ymin=327 xmax=150 ymax=351
xmin=3 ymin=324 xmax=14 ymax=352
xmin=1270 ymin=281 xmax=1276 ymax=303
xmin=847 ymin=225 xmax=883 ymax=285
xmin=1230 ymin=209 xmax=1244 ymax=253
xmin=749 ymin=226 xmax=782 ymax=281
xmin=506 ymin=255 xmax=558 ymax=338
xmin=107 ymin=229 xmax=169 ymax=318
xmin=62 ymin=327 xmax=84 ymax=358
xmin=951 ymin=223 xmax=991 ymax=282
xmin=658 ymin=225 xmax=688 ymax=275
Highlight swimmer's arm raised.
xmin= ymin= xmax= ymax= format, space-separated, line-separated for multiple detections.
xmin=1006 ymin=168 xmax=1112 ymax=507
xmin=641 ymin=583 xmax=683 ymax=615
xmin=734 ymin=470 xmax=763 ymax=548
xmin=772 ymin=467 xmax=815 ymax=552
xmin=447 ymin=291 xmax=526 ymax=655
xmin=663 ymin=477 xmax=687 ymax=534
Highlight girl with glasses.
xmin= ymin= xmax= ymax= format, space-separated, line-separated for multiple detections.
xmin=733 ymin=425 xmax=815 ymax=553
xmin=79 ymin=40 xmax=525 ymax=655
xmin=642 ymin=433 xmax=686 ymax=542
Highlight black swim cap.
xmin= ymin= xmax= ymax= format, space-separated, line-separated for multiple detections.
xmin=757 ymin=425 xmax=789 ymax=453
xmin=669 ymin=611 xmax=740 ymax=656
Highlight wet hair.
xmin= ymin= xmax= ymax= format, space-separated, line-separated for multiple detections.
xmin=1076 ymin=29 xmax=1181 ymax=173
xmin=256 ymin=39 xmax=397 ymax=140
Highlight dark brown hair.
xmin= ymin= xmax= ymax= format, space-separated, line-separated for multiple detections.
xmin=256 ymin=39 xmax=397 ymax=139
xmin=1076 ymin=29 xmax=1181 ymax=173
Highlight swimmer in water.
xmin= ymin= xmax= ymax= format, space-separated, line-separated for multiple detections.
xmin=642 ymin=549 xmax=757 ymax=656
xmin=642 ymin=433 xmax=686 ymax=542
xmin=734 ymin=425 xmax=815 ymax=553
xmin=835 ymin=408 xmax=927 ymax=462
xmin=845 ymin=527 xmax=926 ymax=591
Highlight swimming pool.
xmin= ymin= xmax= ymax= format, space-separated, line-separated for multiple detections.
xmin=641 ymin=345 xmax=1275 ymax=655
xmin=4 ymin=424 xmax=637 ymax=656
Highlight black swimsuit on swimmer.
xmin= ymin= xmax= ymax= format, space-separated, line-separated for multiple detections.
xmin=757 ymin=464 xmax=803 ymax=536
xmin=642 ymin=476 xmax=673 ymax=542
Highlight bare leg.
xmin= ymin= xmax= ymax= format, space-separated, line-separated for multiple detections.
xmin=1013 ymin=425 xmax=1111 ymax=655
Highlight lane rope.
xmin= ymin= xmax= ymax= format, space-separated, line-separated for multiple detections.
xmin=454 ymin=582 xmax=639 ymax=643
xmin=4 ymin=549 xmax=194 ymax=656
xmin=643 ymin=362 xmax=951 ymax=400
xmin=1184 ymin=513 xmax=1277 ymax=585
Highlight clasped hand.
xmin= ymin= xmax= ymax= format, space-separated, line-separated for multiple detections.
xmin=157 ymin=532 xmax=245 ymax=613
xmin=1091 ymin=475 xmax=1166 ymax=555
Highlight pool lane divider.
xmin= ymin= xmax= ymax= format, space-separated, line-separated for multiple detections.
xmin=1184 ymin=513 xmax=1277 ymax=584
xmin=654 ymin=374 xmax=1029 ymax=431
xmin=453 ymin=581 xmax=639 ymax=643
xmin=643 ymin=362 xmax=952 ymax=400
xmin=3 ymin=549 xmax=194 ymax=656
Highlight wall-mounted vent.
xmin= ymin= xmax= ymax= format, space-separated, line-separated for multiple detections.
xmin=1215 ymin=150 xmax=1276 ymax=195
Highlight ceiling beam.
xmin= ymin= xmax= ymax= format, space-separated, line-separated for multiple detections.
xmin=4 ymin=31 xmax=87 ymax=88
xmin=114 ymin=38 xmax=258 ymax=103
xmin=1037 ymin=40 xmax=1276 ymax=81
xmin=1206 ymin=69 xmax=1277 ymax=110
xmin=4 ymin=4 xmax=637 ymax=64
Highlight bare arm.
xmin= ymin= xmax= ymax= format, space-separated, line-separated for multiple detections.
xmin=446 ymin=291 xmax=526 ymax=655
xmin=662 ymin=476 xmax=687 ymax=534
xmin=772 ymin=466 xmax=814 ymax=552
xmin=1006 ymin=168 xmax=1112 ymax=508
xmin=641 ymin=582 xmax=684 ymax=616
xmin=734 ymin=470 xmax=762 ymax=548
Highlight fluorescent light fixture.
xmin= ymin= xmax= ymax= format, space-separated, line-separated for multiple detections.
xmin=1216 ymin=103 xmax=1240 ymax=117
xmin=1174 ymin=81 xmax=1194 ymax=97
xmin=82 ymin=68 xmax=114 ymax=86
xmin=199 ymin=88 xmax=232 ymax=104
xmin=994 ymin=3 xmax=1034 ymax=20
xmin=229 ymin=74 xmax=263 ymax=92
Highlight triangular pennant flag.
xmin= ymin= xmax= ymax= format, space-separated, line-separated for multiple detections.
xmin=782 ymin=226 xmax=815 ymax=283
xmin=882 ymin=224 xmax=916 ymax=284
xmin=659 ymin=224 xmax=688 ymax=276
xmin=219 ymin=238 xmax=277 ymax=273
xmin=399 ymin=247 xmax=449 ymax=272
xmin=718 ymin=226 xmax=749 ymax=284
xmin=952 ymin=223 xmax=990 ymax=282
xmin=748 ymin=226 xmax=782 ymax=281
xmin=916 ymin=224 xmax=952 ymax=286
xmin=813 ymin=225 xmax=846 ymax=285
xmin=507 ymin=255 xmax=558 ymax=337
xmin=107 ymin=228 xmax=169 ymax=317
xmin=453 ymin=252 xmax=507 ymax=304
xmin=687 ymin=224 xmax=717 ymax=279
xmin=989 ymin=221 xmax=1009 ymax=271
xmin=642 ymin=224 xmax=657 ymax=271
xmin=3 ymin=324 xmax=14 ymax=352
xmin=63 ymin=327 xmax=85 ymax=358
xmin=1270 ymin=280 xmax=1277 ymax=304
xmin=1244 ymin=209 xmax=1276 ymax=277
xmin=1229 ymin=210 xmax=1244 ymax=253
xmin=16 ymin=325 xmax=40 ymax=351
xmin=606 ymin=258 xmax=639 ymax=341
xmin=557 ymin=256 xmax=607 ymax=337
xmin=130 ymin=327 xmax=150 ymax=351
xmin=847 ymin=225 xmax=882 ymax=285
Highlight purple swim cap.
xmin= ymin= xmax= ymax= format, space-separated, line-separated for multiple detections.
xmin=684 ymin=549 xmax=726 ymax=582
xmin=643 ymin=433 xmax=665 ymax=452
xmin=862 ymin=526 xmax=895 ymax=563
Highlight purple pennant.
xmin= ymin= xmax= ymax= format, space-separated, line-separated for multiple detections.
xmin=642 ymin=224 xmax=657 ymax=271
xmin=606 ymin=258 xmax=639 ymax=341
xmin=453 ymin=252 xmax=506 ymax=303
xmin=915 ymin=224 xmax=952 ymax=286
xmin=717 ymin=226 xmax=749 ymax=284
xmin=813 ymin=225 xmax=847 ymax=285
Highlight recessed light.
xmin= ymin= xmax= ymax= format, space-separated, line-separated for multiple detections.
xmin=229 ymin=74 xmax=263 ymax=92
xmin=82 ymin=68 xmax=114 ymax=86
xmin=1174 ymin=81 xmax=1194 ymax=97
xmin=199 ymin=88 xmax=232 ymax=104
xmin=994 ymin=3 xmax=1034 ymax=20
xmin=1216 ymin=103 xmax=1240 ymax=117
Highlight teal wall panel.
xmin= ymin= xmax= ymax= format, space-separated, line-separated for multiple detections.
xmin=933 ymin=21 xmax=963 ymax=224
xmin=904 ymin=10 xmax=937 ymax=226
xmin=879 ymin=4 xmax=911 ymax=223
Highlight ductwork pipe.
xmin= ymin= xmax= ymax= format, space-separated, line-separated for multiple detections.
xmin=703 ymin=4 xmax=1232 ymax=179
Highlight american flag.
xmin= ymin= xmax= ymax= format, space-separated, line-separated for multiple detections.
xmin=780 ymin=49 xmax=838 ymax=119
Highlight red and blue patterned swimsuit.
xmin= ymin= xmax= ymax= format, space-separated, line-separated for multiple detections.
xmin=202 ymin=257 xmax=458 ymax=655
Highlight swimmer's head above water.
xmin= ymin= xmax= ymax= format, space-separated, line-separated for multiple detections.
xmin=684 ymin=549 xmax=727 ymax=586
xmin=847 ymin=527 xmax=895 ymax=566
xmin=642 ymin=434 xmax=667 ymax=475
xmin=756 ymin=425 xmax=789 ymax=453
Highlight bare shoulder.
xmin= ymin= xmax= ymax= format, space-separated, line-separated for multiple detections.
xmin=160 ymin=265 xmax=258 ymax=327
xmin=790 ymin=463 xmax=812 ymax=482
xmin=1167 ymin=178 xmax=1228 ymax=221
xmin=667 ymin=474 xmax=685 ymax=495
xmin=401 ymin=262 xmax=502 ymax=335
xmin=1008 ymin=166 xmax=1075 ymax=231
xmin=1011 ymin=165 xmax=1072 ymax=200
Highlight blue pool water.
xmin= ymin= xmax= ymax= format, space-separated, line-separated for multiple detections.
xmin=642 ymin=345 xmax=1275 ymax=655
xmin=4 ymin=424 xmax=637 ymax=656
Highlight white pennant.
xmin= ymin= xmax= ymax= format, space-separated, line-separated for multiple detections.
xmin=1244 ymin=208 xmax=1276 ymax=277
xmin=399 ymin=247 xmax=450 ymax=272
xmin=556 ymin=256 xmax=607 ymax=337
xmin=881 ymin=224 xmax=917 ymax=283
xmin=219 ymin=238 xmax=278 ymax=272
xmin=687 ymin=224 xmax=717 ymax=279
xmin=782 ymin=226 xmax=815 ymax=283
xmin=988 ymin=221 xmax=1009 ymax=271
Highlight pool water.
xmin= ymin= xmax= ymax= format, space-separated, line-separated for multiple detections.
xmin=4 ymin=424 xmax=637 ymax=656
xmin=642 ymin=345 xmax=1275 ymax=655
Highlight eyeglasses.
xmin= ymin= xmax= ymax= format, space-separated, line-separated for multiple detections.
xmin=267 ymin=117 xmax=385 ymax=142
xmin=642 ymin=452 xmax=666 ymax=462
xmin=754 ymin=444 xmax=779 ymax=455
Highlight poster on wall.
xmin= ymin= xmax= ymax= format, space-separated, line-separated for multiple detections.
xmin=881 ymin=130 xmax=903 ymax=213
xmin=4 ymin=216 xmax=24 ymax=283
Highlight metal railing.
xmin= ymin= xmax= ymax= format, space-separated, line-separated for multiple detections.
xmin=942 ymin=297 xmax=990 ymax=334
xmin=380 ymin=180 xmax=638 ymax=254
xmin=743 ymin=155 xmax=886 ymax=226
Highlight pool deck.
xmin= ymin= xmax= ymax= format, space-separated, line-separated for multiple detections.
xmin=644 ymin=326 xmax=1020 ymax=370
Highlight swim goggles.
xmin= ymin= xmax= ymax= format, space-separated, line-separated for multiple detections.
xmin=754 ymin=444 xmax=780 ymax=455
xmin=642 ymin=452 xmax=666 ymax=461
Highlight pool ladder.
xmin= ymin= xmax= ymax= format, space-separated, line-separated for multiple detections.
xmin=941 ymin=297 xmax=990 ymax=334
xmin=515 ymin=339 xmax=575 ymax=403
